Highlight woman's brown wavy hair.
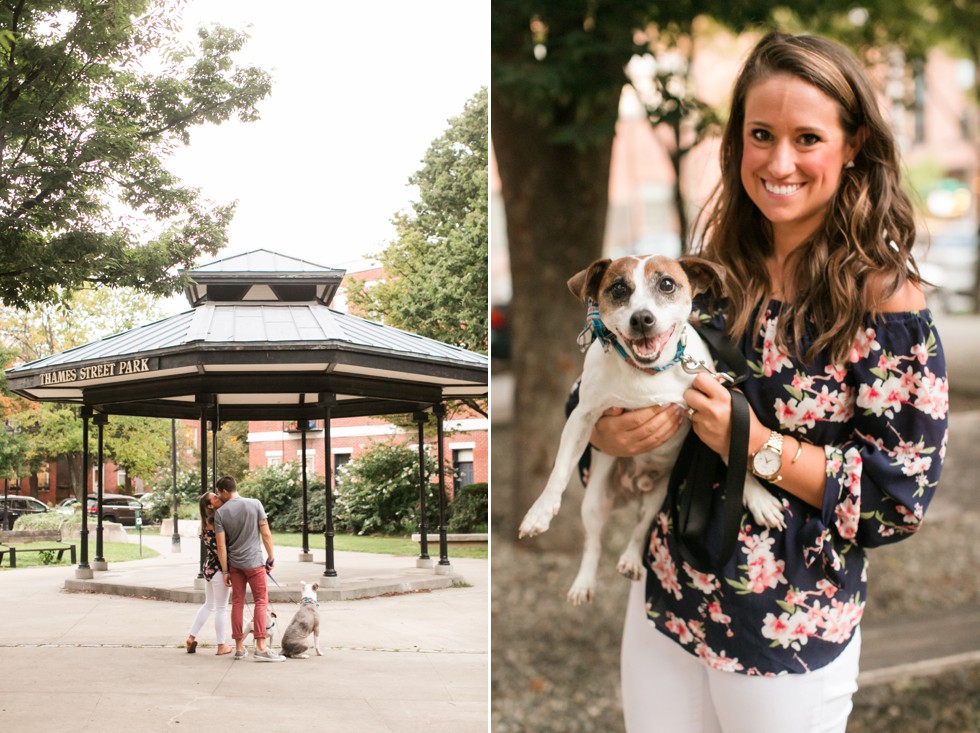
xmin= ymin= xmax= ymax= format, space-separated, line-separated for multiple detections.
xmin=698 ymin=32 xmax=921 ymax=365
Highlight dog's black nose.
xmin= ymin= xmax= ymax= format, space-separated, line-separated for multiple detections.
xmin=630 ymin=309 xmax=655 ymax=332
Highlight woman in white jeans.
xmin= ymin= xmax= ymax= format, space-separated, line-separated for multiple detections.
xmin=185 ymin=492 xmax=232 ymax=655
xmin=588 ymin=32 xmax=948 ymax=732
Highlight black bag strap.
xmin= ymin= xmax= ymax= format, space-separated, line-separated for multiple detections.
xmin=670 ymin=324 xmax=751 ymax=575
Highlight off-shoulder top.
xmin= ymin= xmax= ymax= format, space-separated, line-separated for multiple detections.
xmin=587 ymin=299 xmax=949 ymax=675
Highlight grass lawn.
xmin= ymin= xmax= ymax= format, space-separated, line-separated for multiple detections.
xmin=0 ymin=540 xmax=158 ymax=570
xmin=272 ymin=532 xmax=487 ymax=559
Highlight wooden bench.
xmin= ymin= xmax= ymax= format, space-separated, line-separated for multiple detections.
xmin=0 ymin=529 xmax=76 ymax=568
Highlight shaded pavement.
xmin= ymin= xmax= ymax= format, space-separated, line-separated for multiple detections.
xmin=0 ymin=533 xmax=488 ymax=732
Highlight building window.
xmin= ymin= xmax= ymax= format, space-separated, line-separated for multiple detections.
xmin=332 ymin=450 xmax=352 ymax=487
xmin=266 ymin=450 xmax=283 ymax=467
xmin=453 ymin=448 xmax=475 ymax=491
xmin=296 ymin=449 xmax=317 ymax=479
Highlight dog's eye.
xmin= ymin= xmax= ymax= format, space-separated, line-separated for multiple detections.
xmin=608 ymin=281 xmax=630 ymax=300
xmin=659 ymin=277 xmax=677 ymax=294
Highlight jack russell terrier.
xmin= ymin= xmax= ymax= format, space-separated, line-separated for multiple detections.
xmin=518 ymin=255 xmax=785 ymax=605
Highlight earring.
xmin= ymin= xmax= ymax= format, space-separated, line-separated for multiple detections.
xmin=844 ymin=160 xmax=855 ymax=169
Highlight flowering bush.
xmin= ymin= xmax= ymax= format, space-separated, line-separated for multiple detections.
xmin=334 ymin=442 xmax=443 ymax=536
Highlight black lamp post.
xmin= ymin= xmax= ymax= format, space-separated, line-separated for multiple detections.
xmin=171 ymin=418 xmax=180 ymax=552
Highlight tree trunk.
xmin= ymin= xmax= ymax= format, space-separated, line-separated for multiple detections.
xmin=492 ymin=96 xmax=615 ymax=551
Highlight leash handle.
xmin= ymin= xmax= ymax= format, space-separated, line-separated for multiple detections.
xmin=669 ymin=324 xmax=751 ymax=575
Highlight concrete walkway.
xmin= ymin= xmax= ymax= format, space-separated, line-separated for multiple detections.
xmin=0 ymin=532 xmax=488 ymax=732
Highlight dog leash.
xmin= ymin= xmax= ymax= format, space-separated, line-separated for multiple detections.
xmin=668 ymin=324 xmax=751 ymax=575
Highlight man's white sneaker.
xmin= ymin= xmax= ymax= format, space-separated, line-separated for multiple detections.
xmin=254 ymin=649 xmax=285 ymax=662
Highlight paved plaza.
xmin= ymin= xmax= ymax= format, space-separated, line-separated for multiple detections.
xmin=0 ymin=532 xmax=488 ymax=732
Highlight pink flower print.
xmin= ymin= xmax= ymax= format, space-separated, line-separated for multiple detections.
xmin=665 ymin=612 xmax=695 ymax=645
xmin=697 ymin=645 xmax=744 ymax=673
xmin=901 ymin=454 xmax=932 ymax=479
xmin=834 ymin=497 xmax=861 ymax=540
xmin=816 ymin=579 xmax=838 ymax=598
xmin=914 ymin=369 xmax=949 ymax=419
xmin=684 ymin=563 xmax=720 ymax=594
xmin=759 ymin=317 xmax=793 ymax=376
xmin=708 ymin=600 xmax=731 ymax=625
xmin=650 ymin=542 xmax=683 ymax=600
xmin=688 ymin=620 xmax=706 ymax=642
xmin=791 ymin=373 xmax=815 ymax=392
xmin=895 ymin=503 xmax=924 ymax=526
xmin=820 ymin=598 xmax=864 ymax=643
xmin=849 ymin=327 xmax=880 ymax=363
xmin=877 ymin=353 xmax=901 ymax=371
xmin=825 ymin=363 xmax=848 ymax=382
xmin=762 ymin=610 xmax=817 ymax=651
xmin=910 ymin=342 xmax=930 ymax=365
xmin=784 ymin=587 xmax=808 ymax=607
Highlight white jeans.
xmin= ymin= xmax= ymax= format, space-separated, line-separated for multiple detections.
xmin=621 ymin=575 xmax=860 ymax=733
xmin=188 ymin=570 xmax=231 ymax=644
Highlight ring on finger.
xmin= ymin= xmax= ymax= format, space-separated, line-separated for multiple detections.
xmin=686 ymin=407 xmax=696 ymax=420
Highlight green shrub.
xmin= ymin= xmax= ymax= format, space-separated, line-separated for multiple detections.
xmin=334 ymin=442 xmax=443 ymax=536
xmin=275 ymin=480 xmax=328 ymax=533
xmin=13 ymin=511 xmax=71 ymax=531
xmin=238 ymin=463 xmax=303 ymax=528
xmin=448 ymin=482 xmax=488 ymax=533
xmin=147 ymin=468 xmax=211 ymax=523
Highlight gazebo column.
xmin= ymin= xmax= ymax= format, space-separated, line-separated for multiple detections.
xmin=322 ymin=400 xmax=338 ymax=586
xmin=298 ymin=418 xmax=312 ymax=562
xmin=414 ymin=411 xmax=433 ymax=569
xmin=433 ymin=404 xmax=452 ymax=575
xmin=92 ymin=412 xmax=109 ymax=571
xmin=75 ymin=407 xmax=93 ymax=579
xmin=170 ymin=419 xmax=180 ymax=553
xmin=195 ymin=400 xmax=208 ymax=588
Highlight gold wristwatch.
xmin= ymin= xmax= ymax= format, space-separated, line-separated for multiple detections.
xmin=751 ymin=431 xmax=784 ymax=482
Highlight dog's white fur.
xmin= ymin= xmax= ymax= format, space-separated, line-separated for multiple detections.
xmin=243 ymin=610 xmax=278 ymax=649
xmin=519 ymin=255 xmax=785 ymax=605
xmin=280 ymin=581 xmax=323 ymax=659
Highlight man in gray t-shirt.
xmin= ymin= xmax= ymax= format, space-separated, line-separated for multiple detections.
xmin=215 ymin=475 xmax=284 ymax=662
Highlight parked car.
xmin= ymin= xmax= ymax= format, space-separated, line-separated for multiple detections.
xmin=56 ymin=497 xmax=81 ymax=515
xmin=491 ymin=302 xmax=511 ymax=366
xmin=86 ymin=493 xmax=144 ymax=526
xmin=0 ymin=495 xmax=49 ymax=530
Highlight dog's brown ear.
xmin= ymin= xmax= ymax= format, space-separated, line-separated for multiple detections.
xmin=678 ymin=256 xmax=726 ymax=298
xmin=567 ymin=258 xmax=611 ymax=303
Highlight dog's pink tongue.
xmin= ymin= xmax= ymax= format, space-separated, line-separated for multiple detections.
xmin=633 ymin=336 xmax=661 ymax=356
xmin=630 ymin=325 xmax=673 ymax=361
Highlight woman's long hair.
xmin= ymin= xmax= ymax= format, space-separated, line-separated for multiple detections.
xmin=698 ymin=32 xmax=920 ymax=365
xmin=198 ymin=492 xmax=215 ymax=537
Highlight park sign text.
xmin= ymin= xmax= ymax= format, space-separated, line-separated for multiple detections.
xmin=38 ymin=357 xmax=159 ymax=386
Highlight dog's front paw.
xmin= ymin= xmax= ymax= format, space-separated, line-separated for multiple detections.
xmin=518 ymin=498 xmax=560 ymax=538
xmin=566 ymin=574 xmax=597 ymax=605
xmin=314 ymin=647 xmax=323 ymax=656
xmin=616 ymin=552 xmax=644 ymax=582
xmin=744 ymin=485 xmax=786 ymax=530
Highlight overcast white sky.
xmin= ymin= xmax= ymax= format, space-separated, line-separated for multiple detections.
xmin=167 ymin=0 xmax=488 ymax=278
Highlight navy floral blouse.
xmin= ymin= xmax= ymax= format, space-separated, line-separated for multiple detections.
xmin=579 ymin=299 xmax=948 ymax=676
xmin=201 ymin=527 xmax=221 ymax=581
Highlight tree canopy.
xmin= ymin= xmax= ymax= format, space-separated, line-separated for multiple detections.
xmin=0 ymin=0 xmax=271 ymax=308
xmin=346 ymin=88 xmax=488 ymax=354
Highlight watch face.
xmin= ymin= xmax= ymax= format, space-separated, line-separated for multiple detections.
xmin=753 ymin=448 xmax=781 ymax=478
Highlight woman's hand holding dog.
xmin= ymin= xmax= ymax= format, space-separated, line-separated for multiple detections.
xmin=590 ymin=404 xmax=685 ymax=457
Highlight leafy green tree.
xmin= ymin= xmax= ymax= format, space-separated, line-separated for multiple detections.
xmin=104 ymin=414 xmax=171 ymax=491
xmin=492 ymin=0 xmax=952 ymax=546
xmin=0 ymin=0 xmax=272 ymax=308
xmin=333 ymin=442 xmax=443 ymax=536
xmin=346 ymin=88 xmax=488 ymax=354
xmin=0 ymin=347 xmax=29 ymax=481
